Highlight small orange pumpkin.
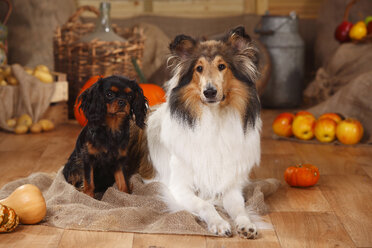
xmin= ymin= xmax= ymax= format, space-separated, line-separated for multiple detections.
xmin=139 ymin=83 xmax=166 ymax=107
xmin=284 ymin=164 xmax=320 ymax=187
xmin=74 ymin=76 xmax=166 ymax=127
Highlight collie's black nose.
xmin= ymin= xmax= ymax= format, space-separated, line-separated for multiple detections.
xmin=203 ymin=88 xmax=217 ymax=99
xmin=118 ymin=100 xmax=126 ymax=107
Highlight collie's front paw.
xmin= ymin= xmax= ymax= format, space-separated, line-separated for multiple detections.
xmin=208 ymin=218 xmax=232 ymax=237
xmin=235 ymin=216 xmax=258 ymax=239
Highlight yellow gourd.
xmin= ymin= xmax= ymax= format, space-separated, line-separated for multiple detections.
xmin=0 ymin=184 xmax=46 ymax=224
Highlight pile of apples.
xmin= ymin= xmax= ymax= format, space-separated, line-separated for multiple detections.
xmin=272 ymin=111 xmax=364 ymax=145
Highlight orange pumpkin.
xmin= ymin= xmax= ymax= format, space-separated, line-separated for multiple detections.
xmin=139 ymin=83 xmax=166 ymax=107
xmin=284 ymin=164 xmax=320 ymax=187
xmin=74 ymin=76 xmax=166 ymax=127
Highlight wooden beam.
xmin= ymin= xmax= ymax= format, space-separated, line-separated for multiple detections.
xmin=243 ymin=0 xmax=256 ymax=14
xmin=256 ymin=0 xmax=269 ymax=15
xmin=144 ymin=0 xmax=153 ymax=13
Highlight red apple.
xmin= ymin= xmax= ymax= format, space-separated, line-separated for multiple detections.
xmin=367 ymin=21 xmax=372 ymax=34
xmin=296 ymin=110 xmax=311 ymax=116
xmin=314 ymin=118 xmax=337 ymax=143
xmin=272 ymin=112 xmax=295 ymax=137
xmin=318 ymin=113 xmax=342 ymax=124
xmin=365 ymin=16 xmax=372 ymax=26
xmin=335 ymin=21 xmax=353 ymax=43
xmin=292 ymin=115 xmax=316 ymax=140
xmin=336 ymin=118 xmax=364 ymax=145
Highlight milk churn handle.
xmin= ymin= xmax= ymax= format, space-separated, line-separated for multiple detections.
xmin=1 ymin=0 xmax=12 ymax=25
xmin=254 ymin=19 xmax=274 ymax=35
xmin=254 ymin=11 xmax=297 ymax=36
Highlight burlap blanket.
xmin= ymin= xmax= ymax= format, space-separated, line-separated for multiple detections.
xmin=304 ymin=43 xmax=372 ymax=105
xmin=0 ymin=64 xmax=55 ymax=132
xmin=0 ymin=168 xmax=280 ymax=236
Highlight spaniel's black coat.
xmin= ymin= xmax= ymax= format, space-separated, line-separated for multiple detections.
xmin=63 ymin=75 xmax=147 ymax=197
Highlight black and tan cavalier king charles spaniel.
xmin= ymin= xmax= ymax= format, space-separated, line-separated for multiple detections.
xmin=63 ymin=75 xmax=148 ymax=197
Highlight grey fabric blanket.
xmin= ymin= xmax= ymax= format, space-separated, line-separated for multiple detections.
xmin=0 ymin=168 xmax=279 ymax=236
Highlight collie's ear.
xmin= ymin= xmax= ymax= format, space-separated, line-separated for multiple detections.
xmin=223 ymin=26 xmax=252 ymax=52
xmin=223 ymin=26 xmax=259 ymax=82
xmin=79 ymin=79 xmax=106 ymax=126
xmin=169 ymin=34 xmax=196 ymax=58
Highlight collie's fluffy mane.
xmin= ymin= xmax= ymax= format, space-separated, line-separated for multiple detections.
xmin=166 ymin=26 xmax=261 ymax=130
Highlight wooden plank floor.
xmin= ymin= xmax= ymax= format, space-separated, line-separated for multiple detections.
xmin=0 ymin=109 xmax=371 ymax=248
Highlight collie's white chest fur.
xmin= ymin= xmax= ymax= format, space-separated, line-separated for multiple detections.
xmin=147 ymin=103 xmax=261 ymax=202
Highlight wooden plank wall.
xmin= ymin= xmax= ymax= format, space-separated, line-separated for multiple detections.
xmin=76 ymin=0 xmax=324 ymax=19
xmin=268 ymin=0 xmax=325 ymax=19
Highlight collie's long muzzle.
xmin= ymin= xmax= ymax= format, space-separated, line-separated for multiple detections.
xmin=202 ymin=85 xmax=225 ymax=104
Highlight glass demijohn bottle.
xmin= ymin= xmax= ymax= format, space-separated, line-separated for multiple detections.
xmin=80 ymin=2 xmax=126 ymax=42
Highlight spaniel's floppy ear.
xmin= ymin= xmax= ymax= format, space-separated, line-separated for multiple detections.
xmin=169 ymin=34 xmax=197 ymax=59
xmin=129 ymin=80 xmax=148 ymax=129
xmin=79 ymin=79 xmax=106 ymax=126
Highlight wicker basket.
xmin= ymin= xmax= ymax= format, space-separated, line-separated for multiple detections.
xmin=53 ymin=6 xmax=145 ymax=117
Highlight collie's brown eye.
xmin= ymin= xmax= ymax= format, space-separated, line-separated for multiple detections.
xmin=196 ymin=66 xmax=203 ymax=72
xmin=218 ymin=64 xmax=226 ymax=71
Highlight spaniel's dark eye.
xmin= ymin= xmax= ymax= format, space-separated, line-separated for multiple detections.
xmin=106 ymin=91 xmax=114 ymax=99
xmin=218 ymin=64 xmax=226 ymax=71
xmin=196 ymin=66 xmax=203 ymax=73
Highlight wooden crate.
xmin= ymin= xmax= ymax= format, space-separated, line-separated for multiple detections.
xmin=42 ymin=102 xmax=69 ymax=125
xmin=50 ymin=72 xmax=68 ymax=103
xmin=42 ymin=72 xmax=69 ymax=125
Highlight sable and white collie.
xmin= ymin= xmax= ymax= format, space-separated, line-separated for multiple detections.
xmin=134 ymin=26 xmax=262 ymax=239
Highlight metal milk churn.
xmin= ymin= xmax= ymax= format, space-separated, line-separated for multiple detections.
xmin=255 ymin=12 xmax=304 ymax=108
